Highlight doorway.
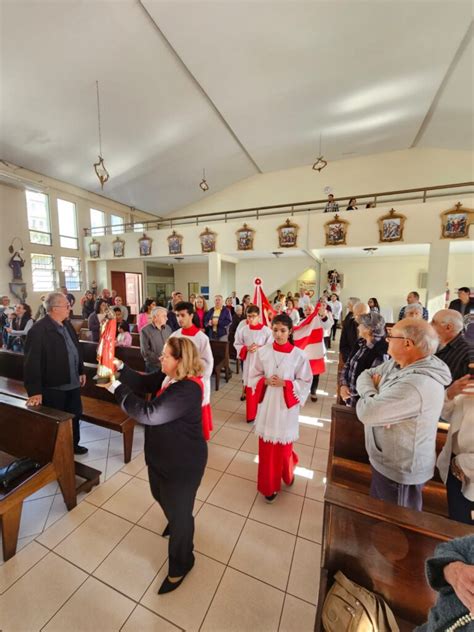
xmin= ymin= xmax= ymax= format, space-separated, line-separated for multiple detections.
xmin=111 ymin=271 xmax=143 ymax=315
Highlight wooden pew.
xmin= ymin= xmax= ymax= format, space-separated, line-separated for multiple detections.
xmin=79 ymin=340 xmax=145 ymax=372
xmin=0 ymin=393 xmax=94 ymax=560
xmin=0 ymin=351 xmax=137 ymax=464
xmin=210 ymin=340 xmax=232 ymax=390
xmin=70 ymin=318 xmax=88 ymax=334
xmin=79 ymin=328 xmax=93 ymax=341
xmin=328 ymin=404 xmax=449 ymax=516
xmin=315 ymin=483 xmax=472 ymax=631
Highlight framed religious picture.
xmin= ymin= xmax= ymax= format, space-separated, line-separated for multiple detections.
xmin=324 ymin=214 xmax=349 ymax=246
xmin=236 ymin=223 xmax=255 ymax=251
xmin=277 ymin=218 xmax=299 ymax=248
xmin=138 ymin=233 xmax=153 ymax=256
xmin=199 ymin=227 xmax=217 ymax=253
xmin=89 ymin=238 xmax=101 ymax=259
xmin=112 ymin=236 xmax=125 ymax=257
xmin=440 ymin=203 xmax=474 ymax=239
xmin=167 ymin=230 xmax=183 ymax=255
xmin=378 ymin=208 xmax=406 ymax=243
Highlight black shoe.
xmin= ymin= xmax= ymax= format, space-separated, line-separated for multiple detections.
xmin=247 ymin=419 xmax=255 ymax=424
xmin=265 ymin=493 xmax=278 ymax=503
xmin=162 ymin=524 xmax=170 ymax=538
xmin=240 ymin=394 xmax=246 ymax=401
xmin=158 ymin=575 xmax=186 ymax=595
xmin=74 ymin=445 xmax=88 ymax=455
xmin=311 ymin=395 xmax=318 ymax=402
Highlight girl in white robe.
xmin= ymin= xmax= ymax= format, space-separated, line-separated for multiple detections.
xmin=248 ymin=313 xmax=312 ymax=502
xmin=233 ymin=305 xmax=273 ymax=422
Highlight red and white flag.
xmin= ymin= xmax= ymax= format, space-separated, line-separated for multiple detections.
xmin=252 ymin=278 xmax=276 ymax=326
xmin=293 ymin=305 xmax=325 ymax=375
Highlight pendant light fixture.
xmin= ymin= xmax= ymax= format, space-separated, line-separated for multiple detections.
xmin=199 ymin=168 xmax=209 ymax=192
xmin=93 ymin=80 xmax=110 ymax=189
xmin=312 ymin=133 xmax=328 ymax=173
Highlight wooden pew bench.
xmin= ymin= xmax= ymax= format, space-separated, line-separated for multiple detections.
xmin=210 ymin=340 xmax=232 ymax=390
xmin=328 ymin=404 xmax=449 ymax=516
xmin=79 ymin=340 xmax=145 ymax=372
xmin=0 ymin=393 xmax=87 ymax=561
xmin=315 ymin=483 xmax=472 ymax=631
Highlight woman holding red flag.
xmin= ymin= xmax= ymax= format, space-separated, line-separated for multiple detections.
xmin=248 ymin=313 xmax=312 ymax=502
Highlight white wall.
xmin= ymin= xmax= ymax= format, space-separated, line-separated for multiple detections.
xmin=172 ymin=263 xmax=209 ymax=299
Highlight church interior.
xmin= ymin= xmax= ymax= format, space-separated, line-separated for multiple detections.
xmin=0 ymin=1 xmax=473 ymax=630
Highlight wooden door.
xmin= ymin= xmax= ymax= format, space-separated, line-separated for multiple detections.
xmin=111 ymin=272 xmax=127 ymax=301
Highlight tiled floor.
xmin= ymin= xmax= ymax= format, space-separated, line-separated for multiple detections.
xmin=0 ymin=341 xmax=340 ymax=631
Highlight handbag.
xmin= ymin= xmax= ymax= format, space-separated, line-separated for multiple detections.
xmin=322 ymin=571 xmax=399 ymax=632
xmin=0 ymin=457 xmax=42 ymax=491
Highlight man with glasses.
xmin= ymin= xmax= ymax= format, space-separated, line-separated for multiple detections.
xmin=355 ymin=319 xmax=451 ymax=510
xmin=24 ymin=292 xmax=88 ymax=454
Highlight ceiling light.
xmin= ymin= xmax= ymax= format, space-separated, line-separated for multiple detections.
xmin=363 ymin=247 xmax=378 ymax=255
xmin=199 ymin=168 xmax=209 ymax=192
xmin=312 ymin=133 xmax=328 ymax=173
xmin=93 ymin=80 xmax=110 ymax=189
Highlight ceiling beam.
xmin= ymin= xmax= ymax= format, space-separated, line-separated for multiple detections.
xmin=137 ymin=0 xmax=263 ymax=175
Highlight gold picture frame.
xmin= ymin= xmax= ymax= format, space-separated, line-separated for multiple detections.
xmin=138 ymin=233 xmax=153 ymax=256
xmin=378 ymin=208 xmax=406 ymax=243
xmin=112 ymin=236 xmax=125 ymax=257
xmin=440 ymin=203 xmax=474 ymax=239
xmin=199 ymin=227 xmax=217 ymax=253
xmin=236 ymin=223 xmax=255 ymax=251
xmin=167 ymin=230 xmax=183 ymax=255
xmin=324 ymin=214 xmax=349 ymax=246
xmin=277 ymin=218 xmax=299 ymax=248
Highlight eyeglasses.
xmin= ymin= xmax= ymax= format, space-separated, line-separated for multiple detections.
xmin=385 ymin=335 xmax=414 ymax=344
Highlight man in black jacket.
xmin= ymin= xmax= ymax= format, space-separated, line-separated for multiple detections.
xmin=339 ymin=298 xmax=369 ymax=362
xmin=449 ymin=286 xmax=473 ymax=317
xmin=24 ymin=292 xmax=88 ymax=454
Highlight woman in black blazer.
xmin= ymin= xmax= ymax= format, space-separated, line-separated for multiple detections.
xmin=102 ymin=336 xmax=207 ymax=594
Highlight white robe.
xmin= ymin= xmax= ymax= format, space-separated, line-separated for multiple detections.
xmin=169 ymin=328 xmax=213 ymax=406
xmin=249 ymin=344 xmax=312 ymax=444
xmin=234 ymin=324 xmax=273 ymax=385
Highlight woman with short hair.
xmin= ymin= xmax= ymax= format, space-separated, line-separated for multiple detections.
xmin=5 ymin=303 xmax=34 ymax=352
xmin=87 ymin=298 xmax=109 ymax=342
xmin=103 ymin=337 xmax=208 ymax=594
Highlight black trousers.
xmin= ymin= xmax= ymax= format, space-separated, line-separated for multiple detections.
xmin=42 ymin=387 xmax=82 ymax=447
xmin=324 ymin=335 xmax=331 ymax=350
xmin=148 ymin=465 xmax=202 ymax=577
xmin=331 ymin=319 xmax=339 ymax=340
xmin=311 ymin=374 xmax=319 ymax=395
xmin=447 ymin=467 xmax=474 ymax=525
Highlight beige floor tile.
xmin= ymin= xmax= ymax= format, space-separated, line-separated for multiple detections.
xmin=0 ymin=540 xmax=49 ymax=593
xmin=305 ymin=470 xmax=327 ymax=502
xmin=78 ymin=438 xmax=110 ymax=462
xmin=201 ymin=567 xmax=284 ymax=632
xmin=226 ymin=450 xmax=258 ymax=482
xmin=25 ymin=480 xmax=59 ymax=502
xmin=85 ymin=471 xmax=132 ymax=507
xmin=18 ymin=495 xmax=54 ymax=539
xmin=0 ymin=552 xmax=87 ymax=631
xmin=224 ymin=412 xmax=252 ymax=431
xmin=94 ymin=525 xmax=168 ymax=601
xmin=106 ymin=454 xmax=133 ymax=479
xmin=284 ymin=471 xmax=308 ymax=497
xmin=213 ymin=398 xmax=242 ymax=413
xmin=249 ymin=491 xmax=304 ymax=534
xmin=311 ymin=448 xmax=329 ymax=473
xmin=102 ymin=476 xmax=154 ymax=523
xmin=138 ymin=499 xmax=203 ymax=535
xmin=122 ymin=605 xmax=181 ymax=632
xmin=207 ymin=473 xmax=257 ymax=516
xmin=287 ymin=538 xmax=321 ymax=604
xmin=298 ymin=498 xmax=324 ymax=543
xmin=295 ymin=443 xmax=314 ymax=468
xmin=296 ymin=424 xmax=318 ymax=447
xmin=80 ymin=425 xmax=111 ymax=443
xmin=140 ymin=552 xmax=226 ymax=631
xmin=279 ymin=593 xmax=317 ymax=631
xmin=136 ymin=464 xmax=149 ymax=481
xmin=315 ymin=430 xmax=330 ymax=450
xmin=36 ymin=500 xmax=97 ymax=549
xmin=229 ymin=519 xmax=295 ymax=590
xmin=42 ymin=494 xmax=70 ymax=531
xmin=54 ymin=508 xmax=133 ymax=573
xmin=221 ymin=389 xmax=245 ymax=401
xmin=43 ymin=576 xmax=135 ymax=631
xmin=109 ymin=433 xmax=144 ymax=458
xmin=211 ymin=408 xmax=233 ymax=424
xmin=194 ymin=503 xmax=245 ymax=563
xmin=196 ymin=467 xmax=223 ymax=501
xmin=239 ymin=431 xmax=259 ymax=454
xmin=210 ymin=426 xmax=248 ymax=450
xmin=206 ymin=443 xmax=237 ymax=471
xmin=121 ymin=452 xmax=146 ymax=475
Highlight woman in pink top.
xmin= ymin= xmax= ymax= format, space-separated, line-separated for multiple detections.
xmin=193 ymin=296 xmax=208 ymax=330
xmin=116 ymin=322 xmax=132 ymax=347
xmin=137 ymin=299 xmax=156 ymax=332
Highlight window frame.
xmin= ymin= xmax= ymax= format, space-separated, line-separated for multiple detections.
xmin=26 ymin=190 xmax=52 ymax=246
xmin=31 ymin=253 xmax=56 ymax=292
xmin=57 ymin=198 xmax=79 ymax=249
xmin=90 ymin=207 xmax=106 ymax=236
xmin=111 ymin=213 xmax=125 ymax=235
xmin=60 ymin=256 xmax=82 ymax=292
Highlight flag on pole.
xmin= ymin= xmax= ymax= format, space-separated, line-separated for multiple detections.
xmin=293 ymin=305 xmax=325 ymax=375
xmin=252 ymin=277 xmax=276 ymax=326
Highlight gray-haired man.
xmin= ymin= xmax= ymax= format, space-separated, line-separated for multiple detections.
xmin=140 ymin=307 xmax=172 ymax=373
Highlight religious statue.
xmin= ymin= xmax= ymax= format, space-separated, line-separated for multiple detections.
xmin=95 ymin=305 xmax=117 ymax=384
xmin=327 ymin=269 xmax=342 ymax=294
xmin=9 ymin=251 xmax=25 ymax=281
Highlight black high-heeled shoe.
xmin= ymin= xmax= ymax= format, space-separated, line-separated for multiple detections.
xmin=162 ymin=524 xmax=170 ymax=538
xmin=158 ymin=574 xmax=186 ymax=594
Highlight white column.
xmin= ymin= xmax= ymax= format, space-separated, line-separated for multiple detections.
xmin=426 ymin=240 xmax=450 ymax=317
xmin=208 ymin=252 xmax=222 ymax=299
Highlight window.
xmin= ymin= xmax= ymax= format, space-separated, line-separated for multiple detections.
xmin=133 ymin=221 xmax=144 ymax=233
xmin=57 ymin=198 xmax=78 ymax=248
xmin=31 ymin=254 xmax=56 ymax=292
xmin=26 ymin=190 xmax=52 ymax=245
xmin=90 ymin=208 xmax=105 ymax=236
xmin=111 ymin=214 xmax=124 ymax=235
xmin=61 ymin=256 xmax=81 ymax=291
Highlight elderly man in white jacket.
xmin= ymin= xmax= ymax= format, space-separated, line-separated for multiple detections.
xmin=356 ymin=319 xmax=451 ymax=511
xmin=437 ymin=366 xmax=474 ymax=525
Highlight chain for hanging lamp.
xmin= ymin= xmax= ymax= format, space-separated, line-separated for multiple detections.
xmin=93 ymin=80 xmax=110 ymax=189
xmin=312 ymin=132 xmax=328 ymax=172
xmin=199 ymin=168 xmax=209 ymax=192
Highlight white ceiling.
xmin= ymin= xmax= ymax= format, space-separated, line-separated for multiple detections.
xmin=1 ymin=1 xmax=472 ymax=216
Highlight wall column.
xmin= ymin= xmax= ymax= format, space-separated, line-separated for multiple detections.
xmin=426 ymin=240 xmax=450 ymax=317
xmin=208 ymin=252 xmax=222 ymax=299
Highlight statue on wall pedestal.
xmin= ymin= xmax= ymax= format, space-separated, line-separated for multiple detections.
xmin=9 ymin=251 xmax=25 ymax=281
xmin=8 ymin=247 xmax=27 ymax=301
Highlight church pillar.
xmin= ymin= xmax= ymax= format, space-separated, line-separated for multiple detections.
xmin=208 ymin=252 xmax=222 ymax=299
xmin=426 ymin=240 xmax=450 ymax=317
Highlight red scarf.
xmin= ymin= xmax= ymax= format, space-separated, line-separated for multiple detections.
xmin=182 ymin=325 xmax=200 ymax=336
xmin=272 ymin=341 xmax=293 ymax=353
xmin=156 ymin=375 xmax=204 ymax=399
xmin=249 ymin=322 xmax=264 ymax=330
